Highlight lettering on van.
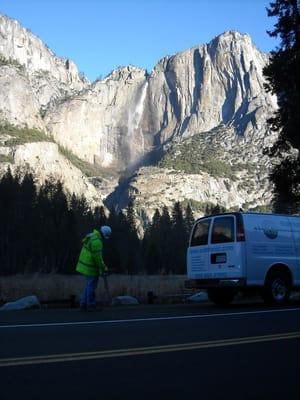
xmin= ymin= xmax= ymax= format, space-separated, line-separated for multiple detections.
xmin=254 ymin=225 xmax=278 ymax=239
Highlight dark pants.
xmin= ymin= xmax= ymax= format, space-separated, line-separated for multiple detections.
xmin=80 ymin=276 xmax=99 ymax=309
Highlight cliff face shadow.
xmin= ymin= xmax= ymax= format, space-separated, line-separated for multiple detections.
xmin=103 ymin=146 xmax=164 ymax=211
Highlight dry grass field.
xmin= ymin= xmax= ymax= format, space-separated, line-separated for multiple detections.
xmin=0 ymin=274 xmax=189 ymax=304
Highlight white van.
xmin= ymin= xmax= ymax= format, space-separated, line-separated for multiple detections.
xmin=185 ymin=212 xmax=300 ymax=305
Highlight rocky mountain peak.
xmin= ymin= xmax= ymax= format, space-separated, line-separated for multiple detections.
xmin=0 ymin=15 xmax=278 ymax=215
xmin=0 ymin=14 xmax=88 ymax=89
xmin=211 ymin=30 xmax=252 ymax=45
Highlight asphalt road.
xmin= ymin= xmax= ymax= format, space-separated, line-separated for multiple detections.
xmin=0 ymin=302 xmax=300 ymax=400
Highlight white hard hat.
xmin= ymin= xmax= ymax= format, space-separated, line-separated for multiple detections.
xmin=100 ymin=225 xmax=112 ymax=239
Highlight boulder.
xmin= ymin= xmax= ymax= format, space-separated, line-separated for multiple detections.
xmin=186 ymin=291 xmax=208 ymax=303
xmin=112 ymin=295 xmax=139 ymax=306
xmin=0 ymin=295 xmax=41 ymax=311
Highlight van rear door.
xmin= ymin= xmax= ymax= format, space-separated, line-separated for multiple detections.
xmin=187 ymin=214 xmax=246 ymax=281
xmin=187 ymin=218 xmax=211 ymax=279
xmin=208 ymin=215 xmax=245 ymax=280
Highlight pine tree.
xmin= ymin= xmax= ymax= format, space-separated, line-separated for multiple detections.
xmin=0 ymin=168 xmax=20 ymax=274
xmin=184 ymin=203 xmax=195 ymax=238
xmin=18 ymin=172 xmax=38 ymax=273
xmin=143 ymin=209 xmax=161 ymax=274
xmin=263 ymin=0 xmax=300 ymax=211
xmin=124 ymin=201 xmax=140 ymax=274
xmin=171 ymin=202 xmax=186 ymax=274
xmin=159 ymin=205 xmax=173 ymax=274
xmin=126 ymin=200 xmax=136 ymax=233
xmin=93 ymin=205 xmax=107 ymax=227
xmin=35 ymin=178 xmax=72 ymax=272
xmin=205 ymin=203 xmax=226 ymax=216
xmin=105 ymin=208 xmax=122 ymax=273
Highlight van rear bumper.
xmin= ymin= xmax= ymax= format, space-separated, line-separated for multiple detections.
xmin=185 ymin=278 xmax=246 ymax=289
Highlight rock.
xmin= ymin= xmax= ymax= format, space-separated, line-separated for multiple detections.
xmin=112 ymin=296 xmax=139 ymax=306
xmin=290 ymin=292 xmax=300 ymax=301
xmin=0 ymin=14 xmax=87 ymax=90
xmin=12 ymin=141 xmax=105 ymax=208
xmin=0 ymin=14 xmax=88 ymax=128
xmin=117 ymin=163 xmax=273 ymax=220
xmin=0 ymin=13 xmax=279 ymax=213
xmin=0 ymin=66 xmax=44 ymax=129
xmin=45 ymin=66 xmax=149 ymax=168
xmin=186 ymin=292 xmax=209 ymax=303
xmin=45 ymin=31 xmax=277 ymax=171
xmin=0 ymin=295 xmax=41 ymax=311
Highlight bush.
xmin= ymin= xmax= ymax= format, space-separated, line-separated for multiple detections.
xmin=57 ymin=145 xmax=103 ymax=177
xmin=180 ymin=199 xmax=226 ymax=214
xmin=0 ymin=123 xmax=104 ymax=177
xmin=0 ymin=55 xmax=24 ymax=71
xmin=158 ymin=132 xmax=236 ymax=178
xmin=0 ymin=154 xmax=14 ymax=163
xmin=0 ymin=123 xmax=53 ymax=146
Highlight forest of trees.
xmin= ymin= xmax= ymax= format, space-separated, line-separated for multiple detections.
xmin=0 ymin=169 xmax=225 ymax=276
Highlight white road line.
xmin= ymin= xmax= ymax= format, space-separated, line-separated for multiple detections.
xmin=0 ymin=331 xmax=299 ymax=367
xmin=0 ymin=307 xmax=299 ymax=329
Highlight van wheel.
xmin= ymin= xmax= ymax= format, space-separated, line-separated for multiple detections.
xmin=263 ymin=271 xmax=291 ymax=305
xmin=207 ymin=288 xmax=236 ymax=306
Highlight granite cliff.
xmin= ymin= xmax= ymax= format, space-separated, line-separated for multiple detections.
xmin=0 ymin=14 xmax=277 ymax=216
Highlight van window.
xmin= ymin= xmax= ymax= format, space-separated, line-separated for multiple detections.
xmin=211 ymin=216 xmax=234 ymax=244
xmin=190 ymin=219 xmax=211 ymax=247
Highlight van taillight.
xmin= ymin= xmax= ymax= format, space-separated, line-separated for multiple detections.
xmin=237 ymin=224 xmax=245 ymax=241
xmin=236 ymin=214 xmax=245 ymax=241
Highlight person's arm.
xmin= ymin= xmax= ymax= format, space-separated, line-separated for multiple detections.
xmin=90 ymin=237 xmax=107 ymax=274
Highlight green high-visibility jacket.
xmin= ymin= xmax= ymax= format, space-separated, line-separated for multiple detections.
xmin=76 ymin=229 xmax=107 ymax=277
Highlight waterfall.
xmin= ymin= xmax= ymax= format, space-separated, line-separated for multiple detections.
xmin=127 ymin=81 xmax=148 ymax=164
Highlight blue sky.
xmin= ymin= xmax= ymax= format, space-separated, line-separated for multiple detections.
xmin=0 ymin=0 xmax=278 ymax=82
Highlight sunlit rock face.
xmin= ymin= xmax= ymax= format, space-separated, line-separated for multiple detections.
xmin=0 ymin=66 xmax=43 ymax=129
xmin=0 ymin=140 xmax=106 ymax=207
xmin=148 ymin=31 xmax=277 ymax=142
xmin=45 ymin=67 xmax=152 ymax=169
xmin=121 ymin=165 xmax=273 ymax=217
xmin=45 ymin=31 xmax=276 ymax=171
xmin=0 ymin=13 xmax=278 ymax=213
xmin=0 ymin=15 xmax=87 ymax=91
xmin=0 ymin=14 xmax=88 ymax=128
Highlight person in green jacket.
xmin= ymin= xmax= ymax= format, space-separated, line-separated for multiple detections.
xmin=76 ymin=225 xmax=112 ymax=310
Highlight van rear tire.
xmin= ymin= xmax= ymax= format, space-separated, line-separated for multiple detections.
xmin=207 ymin=288 xmax=236 ymax=306
xmin=263 ymin=271 xmax=291 ymax=305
